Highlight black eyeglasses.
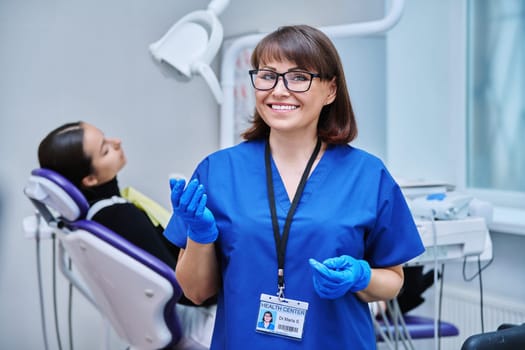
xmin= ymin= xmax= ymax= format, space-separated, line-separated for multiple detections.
xmin=249 ymin=69 xmax=321 ymax=93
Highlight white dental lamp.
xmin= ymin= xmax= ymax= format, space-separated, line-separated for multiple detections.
xmin=149 ymin=0 xmax=229 ymax=104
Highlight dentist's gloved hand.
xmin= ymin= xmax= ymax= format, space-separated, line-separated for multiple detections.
xmin=169 ymin=178 xmax=218 ymax=244
xmin=308 ymin=255 xmax=371 ymax=299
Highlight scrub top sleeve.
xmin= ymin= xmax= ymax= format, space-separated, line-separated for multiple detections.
xmin=191 ymin=158 xmax=210 ymax=187
xmin=366 ymin=170 xmax=425 ymax=267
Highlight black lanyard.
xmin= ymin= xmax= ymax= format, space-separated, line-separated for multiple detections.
xmin=265 ymin=138 xmax=322 ymax=299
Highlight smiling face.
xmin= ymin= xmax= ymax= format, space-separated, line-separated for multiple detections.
xmin=81 ymin=123 xmax=127 ymax=187
xmin=254 ymin=59 xmax=336 ymax=139
xmin=243 ymin=25 xmax=357 ymax=144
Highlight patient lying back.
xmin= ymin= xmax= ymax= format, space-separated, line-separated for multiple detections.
xmin=37 ymin=121 xmax=216 ymax=307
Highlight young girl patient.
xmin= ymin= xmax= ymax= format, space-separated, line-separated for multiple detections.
xmin=38 ymin=121 xmax=216 ymax=350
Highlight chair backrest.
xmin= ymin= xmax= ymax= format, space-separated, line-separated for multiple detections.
xmin=24 ymin=168 xmax=183 ymax=350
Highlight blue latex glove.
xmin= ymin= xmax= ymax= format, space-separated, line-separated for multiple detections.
xmin=169 ymin=178 xmax=218 ymax=244
xmin=308 ymin=255 xmax=371 ymax=299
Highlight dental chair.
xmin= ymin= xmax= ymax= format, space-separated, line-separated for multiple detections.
xmin=23 ymin=168 xmax=183 ymax=350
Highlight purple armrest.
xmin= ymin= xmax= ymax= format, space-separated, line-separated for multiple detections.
xmin=377 ymin=314 xmax=459 ymax=340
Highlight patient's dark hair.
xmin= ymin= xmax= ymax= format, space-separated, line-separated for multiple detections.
xmin=38 ymin=121 xmax=92 ymax=188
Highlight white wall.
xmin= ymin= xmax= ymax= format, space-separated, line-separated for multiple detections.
xmin=336 ymin=36 xmax=387 ymax=161
xmin=386 ymin=0 xmax=466 ymax=186
xmin=0 ymin=0 xmax=384 ymax=348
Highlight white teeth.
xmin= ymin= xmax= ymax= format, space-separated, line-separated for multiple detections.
xmin=271 ymin=104 xmax=297 ymax=110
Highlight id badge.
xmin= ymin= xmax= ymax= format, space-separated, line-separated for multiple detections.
xmin=255 ymin=293 xmax=309 ymax=340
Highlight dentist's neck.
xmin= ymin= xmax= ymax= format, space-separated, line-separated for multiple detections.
xmin=268 ymin=131 xmax=321 ymax=162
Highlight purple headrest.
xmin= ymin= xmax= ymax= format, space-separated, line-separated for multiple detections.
xmin=26 ymin=168 xmax=89 ymax=221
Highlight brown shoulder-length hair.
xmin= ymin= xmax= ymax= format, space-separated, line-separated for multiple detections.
xmin=241 ymin=24 xmax=357 ymax=144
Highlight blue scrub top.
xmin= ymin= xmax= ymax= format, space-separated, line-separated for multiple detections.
xmin=165 ymin=140 xmax=425 ymax=350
